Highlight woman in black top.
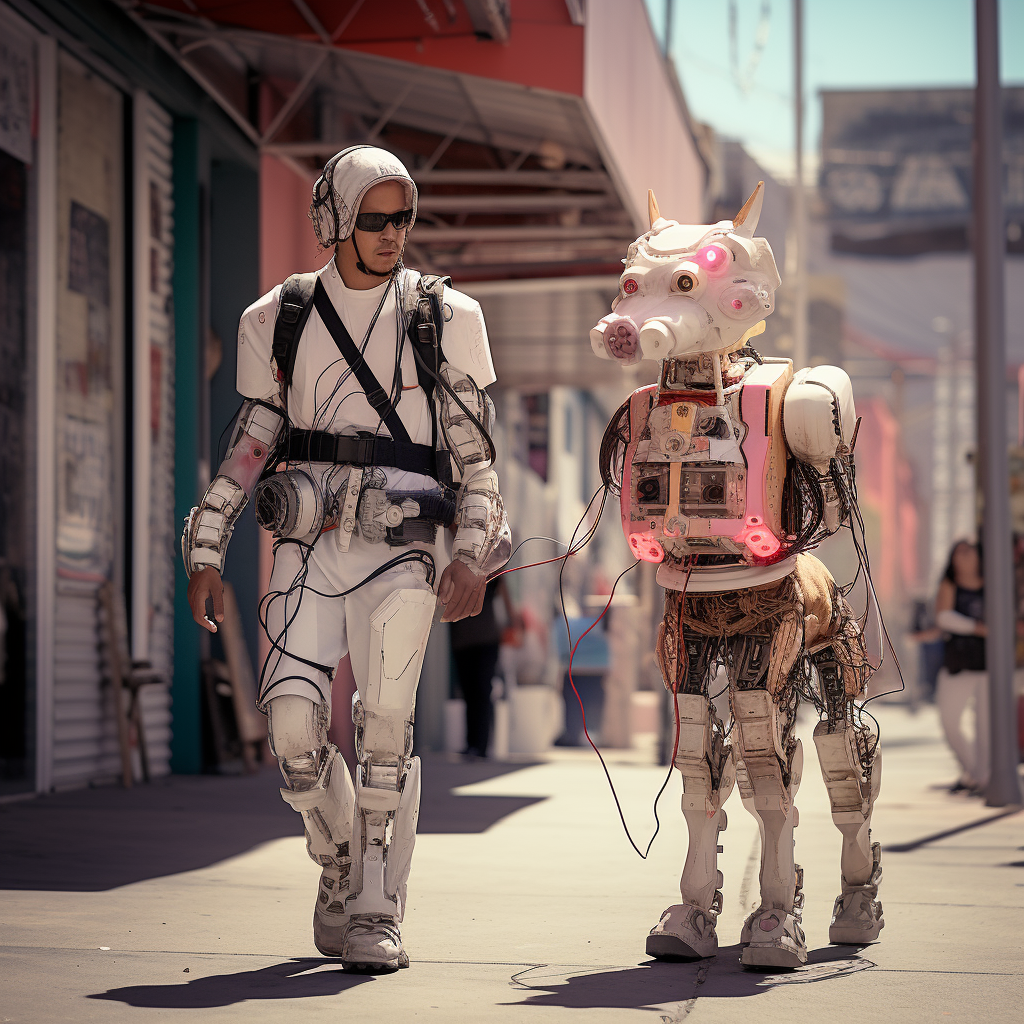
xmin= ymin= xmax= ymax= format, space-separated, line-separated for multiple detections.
xmin=934 ymin=540 xmax=990 ymax=793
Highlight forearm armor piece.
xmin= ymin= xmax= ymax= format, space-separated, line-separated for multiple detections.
xmin=435 ymin=364 xmax=495 ymax=478
xmin=451 ymin=467 xmax=511 ymax=577
xmin=182 ymin=400 xmax=286 ymax=575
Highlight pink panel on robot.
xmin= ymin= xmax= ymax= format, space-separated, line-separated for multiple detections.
xmin=221 ymin=431 xmax=272 ymax=494
xmin=619 ymin=377 xmax=787 ymax=566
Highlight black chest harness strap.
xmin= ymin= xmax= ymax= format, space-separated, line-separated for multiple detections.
xmin=312 ymin=277 xmax=412 ymax=444
xmin=283 ymin=429 xmax=451 ymax=486
xmin=270 ymin=271 xmax=454 ymax=486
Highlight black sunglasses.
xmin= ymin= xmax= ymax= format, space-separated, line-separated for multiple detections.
xmin=354 ymin=208 xmax=414 ymax=232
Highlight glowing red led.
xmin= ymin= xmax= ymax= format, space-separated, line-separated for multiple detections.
xmin=731 ymin=298 xmax=743 ymax=309
xmin=622 ymin=278 xmax=639 ymax=294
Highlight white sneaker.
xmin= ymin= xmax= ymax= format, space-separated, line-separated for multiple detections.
xmin=311 ymin=863 xmax=351 ymax=957
xmin=646 ymin=899 xmax=721 ymax=960
xmin=830 ymin=842 xmax=884 ymax=944
xmin=340 ymin=914 xmax=409 ymax=973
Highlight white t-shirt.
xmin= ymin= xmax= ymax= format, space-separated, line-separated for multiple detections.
xmin=236 ymin=259 xmax=495 ymax=491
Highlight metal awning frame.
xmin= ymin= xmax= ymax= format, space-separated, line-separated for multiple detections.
xmin=118 ymin=0 xmax=639 ymax=273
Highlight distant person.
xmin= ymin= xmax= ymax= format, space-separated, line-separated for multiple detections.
xmin=450 ymin=577 xmax=521 ymax=759
xmin=935 ymin=540 xmax=990 ymax=794
xmin=909 ymin=596 xmax=944 ymax=703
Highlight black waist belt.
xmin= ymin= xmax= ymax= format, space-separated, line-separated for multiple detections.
xmin=285 ymin=430 xmax=452 ymax=485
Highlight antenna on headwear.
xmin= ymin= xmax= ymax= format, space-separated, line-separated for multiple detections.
xmin=732 ymin=181 xmax=764 ymax=238
xmin=648 ymin=189 xmax=661 ymax=229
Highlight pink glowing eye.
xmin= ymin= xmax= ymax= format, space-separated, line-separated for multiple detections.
xmin=731 ymin=298 xmax=743 ymax=310
xmin=622 ymin=278 xmax=638 ymax=294
xmin=696 ymin=244 xmax=730 ymax=274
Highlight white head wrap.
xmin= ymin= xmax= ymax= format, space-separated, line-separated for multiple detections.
xmin=309 ymin=145 xmax=418 ymax=248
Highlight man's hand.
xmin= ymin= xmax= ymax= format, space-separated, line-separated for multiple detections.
xmin=188 ymin=566 xmax=225 ymax=633
xmin=438 ymin=559 xmax=487 ymax=622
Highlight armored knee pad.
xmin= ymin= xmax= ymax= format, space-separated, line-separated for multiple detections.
xmin=268 ymin=694 xmax=355 ymax=868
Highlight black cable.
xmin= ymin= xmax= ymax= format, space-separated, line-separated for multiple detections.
xmin=560 ymin=555 xmax=676 ymax=859
xmin=215 ymin=399 xmax=247 ymax=465
xmin=411 ymin=345 xmax=497 ymax=466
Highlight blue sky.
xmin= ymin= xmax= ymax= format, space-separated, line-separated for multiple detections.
xmin=644 ymin=0 xmax=1024 ymax=180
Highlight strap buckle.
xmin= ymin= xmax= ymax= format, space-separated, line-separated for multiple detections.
xmin=365 ymin=387 xmax=391 ymax=413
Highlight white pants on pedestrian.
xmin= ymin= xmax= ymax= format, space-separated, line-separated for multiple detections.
xmin=936 ymin=668 xmax=990 ymax=789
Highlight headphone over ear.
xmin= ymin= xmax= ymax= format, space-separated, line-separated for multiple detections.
xmin=308 ymin=145 xmax=418 ymax=254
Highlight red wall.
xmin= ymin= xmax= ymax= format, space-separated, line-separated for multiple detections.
xmin=259 ymin=155 xmax=326 ymax=294
xmin=339 ymin=1 xmax=584 ymax=96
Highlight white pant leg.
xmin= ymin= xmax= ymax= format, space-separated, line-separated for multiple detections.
xmin=967 ymin=670 xmax=991 ymax=789
xmin=259 ymin=540 xmax=349 ymax=711
xmin=936 ymin=668 xmax=977 ymax=783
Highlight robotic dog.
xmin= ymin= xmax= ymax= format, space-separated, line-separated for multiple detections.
xmin=594 ymin=184 xmax=882 ymax=967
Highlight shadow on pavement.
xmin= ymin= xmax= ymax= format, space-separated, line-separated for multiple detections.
xmin=0 ymin=755 xmax=542 ymax=891
xmin=87 ymin=958 xmax=375 ymax=1008
xmin=507 ymin=945 xmax=875 ymax=1011
xmin=418 ymin=754 xmax=544 ymax=833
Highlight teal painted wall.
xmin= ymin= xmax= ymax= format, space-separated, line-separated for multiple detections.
xmin=171 ymin=118 xmax=203 ymax=774
xmin=209 ymin=162 xmax=261 ymax=679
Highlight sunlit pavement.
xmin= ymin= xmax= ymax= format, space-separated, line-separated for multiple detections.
xmin=1 ymin=702 xmax=1021 ymax=1023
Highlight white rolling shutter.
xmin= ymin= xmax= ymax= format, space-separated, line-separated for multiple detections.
xmin=133 ymin=93 xmax=175 ymax=777
xmin=50 ymin=53 xmax=125 ymax=790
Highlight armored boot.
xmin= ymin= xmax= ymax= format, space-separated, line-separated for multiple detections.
xmin=740 ymin=864 xmax=807 ymax=968
xmin=830 ymin=841 xmax=884 ymax=943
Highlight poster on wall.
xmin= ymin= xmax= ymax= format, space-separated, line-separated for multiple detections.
xmin=0 ymin=27 xmax=33 ymax=165
xmin=55 ymin=414 xmax=112 ymax=577
xmin=55 ymin=52 xmax=123 ymax=581
xmin=56 ymin=199 xmax=114 ymax=578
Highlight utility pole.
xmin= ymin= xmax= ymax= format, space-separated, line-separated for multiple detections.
xmin=792 ymin=0 xmax=808 ymax=370
xmin=974 ymin=0 xmax=1023 ymax=807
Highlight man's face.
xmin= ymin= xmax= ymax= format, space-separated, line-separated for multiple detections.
xmin=348 ymin=180 xmax=410 ymax=275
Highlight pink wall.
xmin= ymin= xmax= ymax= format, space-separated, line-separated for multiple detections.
xmin=257 ymin=155 xmax=327 ymax=674
xmin=259 ymin=154 xmax=325 ymax=294
xmin=855 ymin=396 xmax=919 ymax=600
xmin=584 ymin=0 xmax=705 ymax=231
xmin=340 ymin=0 xmax=584 ymax=96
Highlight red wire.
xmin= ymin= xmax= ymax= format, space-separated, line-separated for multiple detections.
xmin=487 ymin=550 xmax=574 ymax=583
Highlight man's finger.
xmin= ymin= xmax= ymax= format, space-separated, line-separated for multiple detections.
xmin=212 ymin=583 xmax=225 ymax=623
xmin=437 ymin=567 xmax=455 ymax=604
xmin=443 ymin=580 xmax=474 ymax=622
xmin=455 ymin=578 xmax=486 ymax=621
xmin=191 ymin=589 xmax=218 ymax=633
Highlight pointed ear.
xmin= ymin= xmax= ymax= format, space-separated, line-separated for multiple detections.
xmin=732 ymin=181 xmax=765 ymax=237
xmin=648 ymin=189 xmax=661 ymax=229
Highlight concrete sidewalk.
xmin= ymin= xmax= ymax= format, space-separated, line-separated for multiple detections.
xmin=1 ymin=702 xmax=1021 ymax=1023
